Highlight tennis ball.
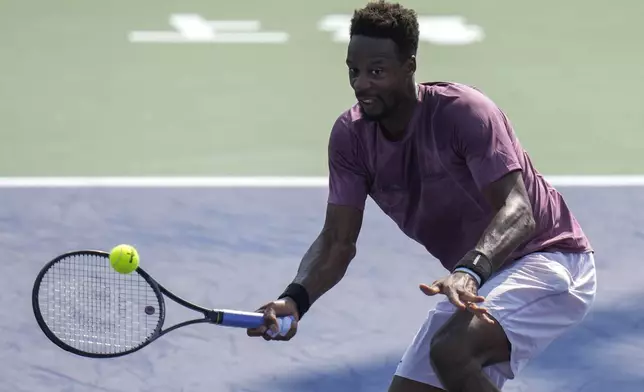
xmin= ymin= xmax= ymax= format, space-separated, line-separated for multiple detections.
xmin=109 ymin=244 xmax=140 ymax=274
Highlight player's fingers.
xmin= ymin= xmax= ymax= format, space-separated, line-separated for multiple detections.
xmin=419 ymin=282 xmax=442 ymax=296
xmin=466 ymin=303 xmax=495 ymax=324
xmin=481 ymin=313 xmax=496 ymax=324
xmin=466 ymin=302 xmax=487 ymax=314
xmin=270 ymin=318 xmax=299 ymax=341
xmin=262 ymin=307 xmax=280 ymax=338
xmin=285 ymin=318 xmax=299 ymax=340
xmin=246 ymin=320 xmax=269 ymax=336
xmin=472 ymin=308 xmax=495 ymax=324
xmin=457 ymin=289 xmax=485 ymax=303
xmin=246 ymin=326 xmax=267 ymax=337
xmin=254 ymin=305 xmax=268 ymax=313
xmin=247 ymin=303 xmax=273 ymax=337
xmin=445 ymin=288 xmax=467 ymax=310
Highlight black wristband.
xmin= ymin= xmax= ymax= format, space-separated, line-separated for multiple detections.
xmin=278 ymin=283 xmax=311 ymax=319
xmin=453 ymin=250 xmax=494 ymax=286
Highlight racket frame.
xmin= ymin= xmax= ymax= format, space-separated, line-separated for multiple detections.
xmin=32 ymin=250 xmax=260 ymax=358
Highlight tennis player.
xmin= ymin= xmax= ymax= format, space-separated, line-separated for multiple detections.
xmin=248 ymin=1 xmax=597 ymax=391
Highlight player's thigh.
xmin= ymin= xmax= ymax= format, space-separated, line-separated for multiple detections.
xmin=478 ymin=251 xmax=597 ymax=376
xmin=394 ymin=300 xmax=511 ymax=390
xmin=388 ymin=375 xmax=445 ymax=392
xmin=432 ymin=306 xmax=511 ymax=366
xmin=394 ymin=251 xmax=596 ymax=388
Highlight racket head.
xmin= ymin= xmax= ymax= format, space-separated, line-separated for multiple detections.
xmin=32 ymin=250 xmax=166 ymax=358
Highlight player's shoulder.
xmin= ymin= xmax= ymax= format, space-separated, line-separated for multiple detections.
xmin=421 ymin=81 xmax=501 ymax=119
xmin=329 ymin=103 xmax=371 ymax=138
xmin=334 ymin=103 xmax=368 ymax=127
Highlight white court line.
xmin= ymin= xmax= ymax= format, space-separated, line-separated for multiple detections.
xmin=0 ymin=176 xmax=644 ymax=187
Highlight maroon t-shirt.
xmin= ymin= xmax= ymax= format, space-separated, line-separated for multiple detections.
xmin=327 ymin=81 xmax=592 ymax=271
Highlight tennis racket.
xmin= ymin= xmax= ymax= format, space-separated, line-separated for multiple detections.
xmin=31 ymin=250 xmax=294 ymax=358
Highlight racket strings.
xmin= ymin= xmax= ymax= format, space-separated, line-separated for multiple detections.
xmin=37 ymin=253 xmax=161 ymax=355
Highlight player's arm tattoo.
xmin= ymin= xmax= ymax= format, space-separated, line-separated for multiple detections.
xmin=292 ymin=204 xmax=363 ymax=305
xmin=475 ymin=170 xmax=536 ymax=270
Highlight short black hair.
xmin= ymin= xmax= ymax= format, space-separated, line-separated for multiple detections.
xmin=349 ymin=1 xmax=420 ymax=59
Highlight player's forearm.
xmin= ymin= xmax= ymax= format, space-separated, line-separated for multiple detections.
xmin=474 ymin=198 xmax=536 ymax=270
xmin=292 ymin=233 xmax=356 ymax=305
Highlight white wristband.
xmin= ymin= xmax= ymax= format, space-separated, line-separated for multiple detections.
xmin=453 ymin=267 xmax=482 ymax=286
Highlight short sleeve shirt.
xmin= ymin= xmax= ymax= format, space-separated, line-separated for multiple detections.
xmin=327 ymin=82 xmax=592 ymax=270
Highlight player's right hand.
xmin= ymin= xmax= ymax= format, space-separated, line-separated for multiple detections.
xmin=246 ymin=297 xmax=299 ymax=341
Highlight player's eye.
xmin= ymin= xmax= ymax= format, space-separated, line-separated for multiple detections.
xmin=370 ymin=68 xmax=384 ymax=76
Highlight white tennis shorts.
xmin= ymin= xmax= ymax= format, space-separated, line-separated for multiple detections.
xmin=395 ymin=251 xmax=597 ymax=389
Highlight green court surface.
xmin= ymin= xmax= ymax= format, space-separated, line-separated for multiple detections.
xmin=1 ymin=0 xmax=643 ymax=176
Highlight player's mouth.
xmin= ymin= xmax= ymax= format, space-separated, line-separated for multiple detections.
xmin=358 ymin=97 xmax=379 ymax=108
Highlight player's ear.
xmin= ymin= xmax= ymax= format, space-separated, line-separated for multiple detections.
xmin=406 ymin=55 xmax=416 ymax=76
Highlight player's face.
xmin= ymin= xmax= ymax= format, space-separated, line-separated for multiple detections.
xmin=346 ymin=35 xmax=413 ymax=121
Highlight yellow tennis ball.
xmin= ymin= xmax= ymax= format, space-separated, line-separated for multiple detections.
xmin=109 ymin=244 xmax=139 ymax=274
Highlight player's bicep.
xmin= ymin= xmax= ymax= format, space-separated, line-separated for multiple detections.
xmin=481 ymin=170 xmax=530 ymax=212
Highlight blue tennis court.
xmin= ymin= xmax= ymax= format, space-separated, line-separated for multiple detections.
xmin=1 ymin=186 xmax=643 ymax=391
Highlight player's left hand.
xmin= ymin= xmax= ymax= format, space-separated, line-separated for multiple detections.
xmin=419 ymin=272 xmax=495 ymax=324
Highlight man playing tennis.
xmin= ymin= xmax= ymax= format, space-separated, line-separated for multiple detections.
xmin=247 ymin=1 xmax=597 ymax=391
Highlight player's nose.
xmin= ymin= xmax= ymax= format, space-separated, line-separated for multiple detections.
xmin=352 ymin=75 xmax=372 ymax=96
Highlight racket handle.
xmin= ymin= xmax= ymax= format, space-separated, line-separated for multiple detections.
xmin=217 ymin=309 xmax=295 ymax=337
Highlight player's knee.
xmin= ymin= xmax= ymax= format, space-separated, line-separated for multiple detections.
xmin=429 ymin=313 xmax=511 ymax=374
xmin=429 ymin=332 xmax=487 ymax=387
xmin=429 ymin=331 xmax=471 ymax=373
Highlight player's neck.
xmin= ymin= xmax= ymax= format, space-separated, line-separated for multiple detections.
xmin=379 ymin=83 xmax=419 ymax=141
